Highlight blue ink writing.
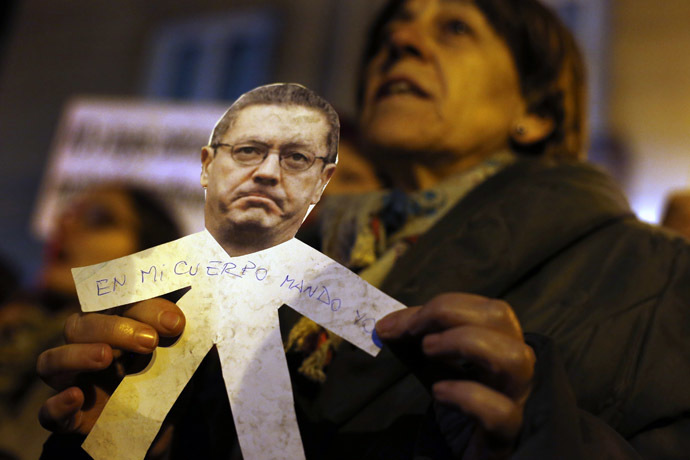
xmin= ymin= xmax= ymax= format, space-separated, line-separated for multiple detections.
xmin=96 ymin=279 xmax=110 ymax=296
xmin=92 ymin=259 xmax=270 ymax=297
xmin=241 ymin=261 xmax=255 ymax=276
xmin=206 ymin=261 xmax=222 ymax=276
xmin=282 ymin=275 xmax=342 ymax=312
xmin=317 ymin=285 xmax=330 ymax=305
xmin=222 ymin=262 xmax=240 ymax=278
xmin=113 ymin=274 xmax=126 ymax=292
xmin=141 ymin=266 xmax=158 ymax=283
xmin=354 ymin=309 xmax=376 ymax=333
xmin=96 ymin=274 xmax=127 ymax=296
xmin=173 ymin=261 xmax=199 ymax=276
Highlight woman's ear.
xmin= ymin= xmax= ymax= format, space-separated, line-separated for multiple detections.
xmin=511 ymin=114 xmax=555 ymax=145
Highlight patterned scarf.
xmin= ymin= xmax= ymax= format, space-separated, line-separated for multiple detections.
xmin=286 ymin=151 xmax=516 ymax=382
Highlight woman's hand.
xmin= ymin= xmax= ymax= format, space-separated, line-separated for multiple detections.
xmin=36 ymin=297 xmax=185 ymax=435
xmin=376 ymin=293 xmax=535 ymax=456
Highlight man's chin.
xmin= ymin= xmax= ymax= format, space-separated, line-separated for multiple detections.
xmin=221 ymin=206 xmax=281 ymax=230
xmin=227 ymin=216 xmax=275 ymax=232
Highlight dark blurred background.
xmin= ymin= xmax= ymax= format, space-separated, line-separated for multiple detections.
xmin=1 ymin=0 xmax=690 ymax=285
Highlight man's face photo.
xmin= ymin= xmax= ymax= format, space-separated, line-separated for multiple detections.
xmin=201 ymin=103 xmax=335 ymax=247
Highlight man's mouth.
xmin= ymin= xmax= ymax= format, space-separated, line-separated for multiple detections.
xmin=235 ymin=191 xmax=283 ymax=210
xmin=375 ymin=78 xmax=429 ymax=100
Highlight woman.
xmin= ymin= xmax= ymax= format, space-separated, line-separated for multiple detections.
xmin=0 ymin=186 xmax=180 ymax=460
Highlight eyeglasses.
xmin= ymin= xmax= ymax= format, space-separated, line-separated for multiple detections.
xmin=211 ymin=143 xmax=329 ymax=172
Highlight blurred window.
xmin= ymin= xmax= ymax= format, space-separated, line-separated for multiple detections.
xmin=542 ymin=0 xmax=610 ymax=133
xmin=143 ymin=10 xmax=278 ymax=101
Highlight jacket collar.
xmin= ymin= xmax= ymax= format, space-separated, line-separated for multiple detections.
xmin=380 ymin=157 xmax=634 ymax=304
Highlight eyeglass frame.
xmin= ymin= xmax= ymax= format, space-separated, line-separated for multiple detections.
xmin=210 ymin=142 xmax=331 ymax=172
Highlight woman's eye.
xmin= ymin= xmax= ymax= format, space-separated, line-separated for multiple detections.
xmin=82 ymin=206 xmax=116 ymax=229
xmin=392 ymin=6 xmax=414 ymax=22
xmin=443 ymin=19 xmax=470 ymax=36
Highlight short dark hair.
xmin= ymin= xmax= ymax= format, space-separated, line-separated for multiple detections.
xmin=358 ymin=0 xmax=586 ymax=160
xmin=210 ymin=83 xmax=340 ymax=163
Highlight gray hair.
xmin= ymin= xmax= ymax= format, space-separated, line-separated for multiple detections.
xmin=210 ymin=83 xmax=340 ymax=163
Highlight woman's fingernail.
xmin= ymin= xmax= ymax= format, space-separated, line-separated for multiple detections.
xmin=432 ymin=381 xmax=450 ymax=399
xmin=423 ymin=334 xmax=440 ymax=351
xmin=90 ymin=345 xmax=105 ymax=362
xmin=63 ymin=388 xmax=78 ymax=405
xmin=159 ymin=311 xmax=181 ymax=332
xmin=136 ymin=329 xmax=157 ymax=348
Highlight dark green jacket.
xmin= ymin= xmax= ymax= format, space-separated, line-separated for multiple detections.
xmin=304 ymin=158 xmax=689 ymax=459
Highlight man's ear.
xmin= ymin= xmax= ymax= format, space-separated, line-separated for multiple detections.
xmin=310 ymin=163 xmax=336 ymax=205
xmin=511 ymin=113 xmax=555 ymax=146
xmin=200 ymin=146 xmax=214 ymax=188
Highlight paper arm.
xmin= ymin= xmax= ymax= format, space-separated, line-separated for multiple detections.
xmin=259 ymin=238 xmax=406 ymax=355
xmin=72 ymin=231 xmax=216 ymax=312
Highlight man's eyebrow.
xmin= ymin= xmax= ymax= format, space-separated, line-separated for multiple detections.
xmin=228 ymin=138 xmax=315 ymax=150
xmin=438 ymin=0 xmax=476 ymax=9
xmin=281 ymin=141 xmax=313 ymax=150
xmin=230 ymin=138 xmax=270 ymax=146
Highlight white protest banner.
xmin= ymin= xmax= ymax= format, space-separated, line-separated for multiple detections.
xmin=32 ymin=97 xmax=229 ymax=239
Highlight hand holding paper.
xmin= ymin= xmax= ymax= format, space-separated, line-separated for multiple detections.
xmin=36 ymin=298 xmax=186 ymax=437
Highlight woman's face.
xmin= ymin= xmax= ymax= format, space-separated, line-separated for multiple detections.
xmin=42 ymin=188 xmax=141 ymax=296
xmin=360 ymin=0 xmax=527 ymax=161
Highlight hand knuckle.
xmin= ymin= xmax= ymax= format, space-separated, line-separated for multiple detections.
xmin=38 ymin=404 xmax=52 ymax=430
xmin=423 ymin=302 xmax=447 ymax=324
xmin=63 ymin=313 xmax=80 ymax=343
xmin=39 ymin=399 xmax=63 ymax=432
xmin=486 ymin=298 xmax=510 ymax=316
xmin=506 ymin=344 xmax=535 ymax=382
xmin=523 ymin=345 xmax=536 ymax=368
xmin=104 ymin=316 xmax=122 ymax=339
xmin=482 ymin=413 xmax=503 ymax=433
xmin=36 ymin=351 xmax=48 ymax=376
xmin=428 ymin=292 xmax=459 ymax=309
xmin=426 ymin=294 xmax=465 ymax=323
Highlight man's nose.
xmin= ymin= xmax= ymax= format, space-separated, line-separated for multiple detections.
xmin=252 ymin=152 xmax=281 ymax=186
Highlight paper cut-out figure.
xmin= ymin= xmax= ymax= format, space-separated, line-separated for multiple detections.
xmin=71 ymin=84 xmax=405 ymax=460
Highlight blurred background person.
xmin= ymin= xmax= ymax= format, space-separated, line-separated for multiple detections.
xmin=322 ymin=117 xmax=382 ymax=196
xmin=0 ymin=185 xmax=180 ymax=460
xmin=297 ymin=116 xmax=382 ymax=249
